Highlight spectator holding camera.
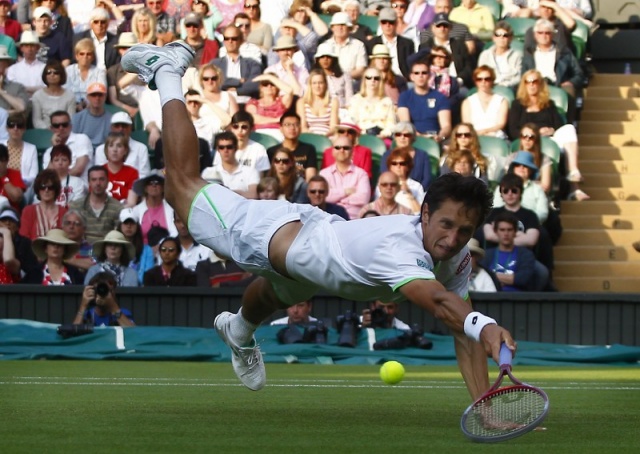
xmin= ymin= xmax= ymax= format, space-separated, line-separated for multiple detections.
xmin=73 ymin=271 xmax=135 ymax=326
xmin=361 ymin=299 xmax=410 ymax=330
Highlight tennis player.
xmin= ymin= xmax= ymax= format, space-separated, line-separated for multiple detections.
xmin=122 ymin=42 xmax=516 ymax=396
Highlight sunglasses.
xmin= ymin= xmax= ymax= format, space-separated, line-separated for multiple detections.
xmin=160 ymin=247 xmax=176 ymax=252
xmin=202 ymin=75 xmax=218 ymax=82
xmin=380 ymin=20 xmax=395 ymax=25
xmin=235 ymin=23 xmax=251 ymax=28
xmin=88 ymin=92 xmax=105 ymax=97
xmin=435 ymin=23 xmax=449 ymax=28
xmin=525 ymin=78 xmax=540 ymax=85
xmin=223 ymin=36 xmax=240 ymax=41
xmin=390 ymin=161 xmax=407 ymax=166
xmin=185 ymin=24 xmax=200 ymax=29
xmin=431 ymin=54 xmax=447 ymax=59
xmin=394 ymin=132 xmax=412 ymax=138
xmin=475 ymin=76 xmax=492 ymax=82
xmin=147 ymin=180 xmax=162 ymax=186
xmin=260 ymin=81 xmax=274 ymax=87
xmin=274 ymin=157 xmax=291 ymax=164
xmin=391 ymin=2 xmax=407 ymax=8
xmin=379 ymin=182 xmax=399 ymax=187
xmin=494 ymin=32 xmax=512 ymax=38
xmin=7 ymin=122 xmax=25 ymax=129
xmin=282 ymin=122 xmax=299 ymax=128
xmin=412 ymin=70 xmax=429 ymax=75
xmin=63 ymin=220 xmax=82 ymax=227
xmin=46 ymin=69 xmax=60 ymax=76
xmin=40 ymin=184 xmax=55 ymax=191
xmin=501 ymin=187 xmax=521 ymax=195
xmin=337 ymin=128 xmax=355 ymax=135
xmin=308 ymin=189 xmax=326 ymax=195
xmin=76 ymin=52 xmax=93 ymax=57
xmin=187 ymin=100 xmax=202 ymax=105
xmin=51 ymin=121 xmax=70 ymax=129
xmin=244 ymin=3 xmax=259 ymax=8
xmin=112 ymin=123 xmax=131 ymax=128
xmin=456 ymin=132 xmax=472 ymax=138
xmin=232 ymin=124 xmax=250 ymax=131
xmin=92 ymin=20 xmax=108 ymax=25
xmin=334 ymin=145 xmax=352 ymax=151
xmin=520 ymin=133 xmax=536 ymax=140
xmin=364 ymin=75 xmax=381 ymax=81
xmin=217 ymin=144 xmax=235 ymax=150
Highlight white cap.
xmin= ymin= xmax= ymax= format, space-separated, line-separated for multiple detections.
xmin=33 ymin=6 xmax=52 ymax=18
xmin=110 ymin=111 xmax=133 ymax=125
xmin=119 ymin=208 xmax=139 ymax=223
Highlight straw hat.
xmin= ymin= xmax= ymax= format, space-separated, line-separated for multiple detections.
xmin=32 ymin=229 xmax=80 ymax=260
xmin=114 ymin=32 xmax=138 ymax=49
xmin=370 ymin=44 xmax=391 ymax=59
xmin=92 ymin=230 xmax=136 ymax=261
xmin=272 ymin=35 xmax=298 ymax=51
xmin=17 ymin=30 xmax=42 ymax=47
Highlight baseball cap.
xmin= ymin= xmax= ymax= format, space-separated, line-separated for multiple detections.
xmin=111 ymin=111 xmax=133 ymax=125
xmin=433 ymin=13 xmax=450 ymax=26
xmin=87 ymin=82 xmax=107 ymax=95
xmin=33 ymin=6 xmax=52 ymax=19
xmin=184 ymin=12 xmax=202 ymax=26
xmin=0 ymin=208 xmax=19 ymax=223
xmin=119 ymin=208 xmax=139 ymax=224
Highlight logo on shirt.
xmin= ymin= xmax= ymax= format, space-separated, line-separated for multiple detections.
xmin=416 ymin=259 xmax=432 ymax=271
xmin=456 ymin=252 xmax=471 ymax=275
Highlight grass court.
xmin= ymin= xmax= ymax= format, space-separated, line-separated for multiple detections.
xmin=1 ymin=361 xmax=639 ymax=453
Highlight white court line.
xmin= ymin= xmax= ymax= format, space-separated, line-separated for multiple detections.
xmin=2 ymin=378 xmax=639 ymax=391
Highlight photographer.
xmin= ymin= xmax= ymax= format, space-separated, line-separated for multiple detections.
xmin=361 ymin=300 xmax=410 ymax=330
xmin=270 ymin=300 xmax=317 ymax=326
xmin=73 ymin=272 xmax=135 ymax=327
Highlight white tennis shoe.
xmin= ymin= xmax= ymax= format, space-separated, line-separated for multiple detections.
xmin=121 ymin=41 xmax=194 ymax=90
xmin=214 ymin=311 xmax=266 ymax=391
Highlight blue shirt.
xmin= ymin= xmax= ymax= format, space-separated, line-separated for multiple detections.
xmin=398 ymin=89 xmax=451 ymax=134
xmin=83 ymin=307 xmax=134 ymax=327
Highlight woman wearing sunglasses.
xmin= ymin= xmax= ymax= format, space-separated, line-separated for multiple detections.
xmin=5 ymin=113 xmax=38 ymax=188
xmin=31 ymin=60 xmax=75 ymax=129
xmin=267 ymin=148 xmax=308 ymax=203
xmin=461 ymin=65 xmax=509 ymax=139
xmin=379 ymin=122 xmax=432 ymax=191
xmin=347 ymin=67 xmax=396 ymax=139
xmin=20 ymin=169 xmax=66 ymax=240
xmin=440 ymin=123 xmax=494 ymax=185
xmin=198 ymin=63 xmax=239 ymax=117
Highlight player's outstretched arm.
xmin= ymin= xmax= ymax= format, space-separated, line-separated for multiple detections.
xmin=399 ymin=279 xmax=516 ymax=364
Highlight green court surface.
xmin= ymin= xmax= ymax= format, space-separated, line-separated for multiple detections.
xmin=1 ymin=361 xmax=639 ymax=454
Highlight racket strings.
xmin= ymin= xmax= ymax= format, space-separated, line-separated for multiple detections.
xmin=463 ymin=387 xmax=547 ymax=438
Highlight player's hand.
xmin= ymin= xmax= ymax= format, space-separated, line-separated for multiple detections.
xmin=480 ymin=324 xmax=516 ymax=364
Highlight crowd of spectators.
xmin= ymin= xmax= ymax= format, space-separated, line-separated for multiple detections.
xmin=0 ymin=0 xmax=596 ymax=300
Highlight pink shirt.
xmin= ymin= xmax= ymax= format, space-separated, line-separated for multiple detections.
xmin=141 ymin=204 xmax=168 ymax=244
xmin=320 ymin=163 xmax=371 ymax=220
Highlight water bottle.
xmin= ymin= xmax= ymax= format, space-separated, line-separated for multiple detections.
xmin=624 ymin=62 xmax=632 ymax=75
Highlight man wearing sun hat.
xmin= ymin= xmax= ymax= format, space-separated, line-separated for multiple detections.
xmin=265 ymin=35 xmax=309 ymax=96
xmin=94 ymin=111 xmax=151 ymax=179
xmin=6 ymin=31 xmax=46 ymax=99
xmin=72 ymin=82 xmax=112 ymax=148
xmin=323 ymin=11 xmax=367 ymax=81
xmin=72 ymin=7 xmax=119 ymax=70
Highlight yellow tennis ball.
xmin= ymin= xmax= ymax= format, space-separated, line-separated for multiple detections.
xmin=380 ymin=361 xmax=405 ymax=385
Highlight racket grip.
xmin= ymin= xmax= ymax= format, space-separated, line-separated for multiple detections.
xmin=499 ymin=343 xmax=513 ymax=366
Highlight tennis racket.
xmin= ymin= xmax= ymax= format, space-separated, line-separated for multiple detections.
xmin=460 ymin=343 xmax=549 ymax=443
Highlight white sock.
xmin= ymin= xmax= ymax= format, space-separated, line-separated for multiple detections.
xmin=154 ymin=66 xmax=185 ymax=107
xmin=229 ymin=308 xmax=258 ymax=347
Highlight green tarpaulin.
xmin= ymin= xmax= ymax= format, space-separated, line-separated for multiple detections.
xmin=1 ymin=319 xmax=639 ymax=366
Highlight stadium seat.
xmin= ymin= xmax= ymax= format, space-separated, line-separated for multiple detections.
xmin=23 ymin=128 xmax=53 ymax=169
xmin=357 ymin=134 xmax=386 ymax=159
xmin=103 ymin=103 xmax=126 ymax=116
xmin=298 ymin=132 xmax=332 ymax=164
xmin=571 ymin=20 xmax=589 ymax=60
xmin=504 ymin=17 xmax=535 ymax=41
xmin=357 ymin=14 xmax=379 ymax=34
xmin=131 ymin=129 xmax=150 ymax=148
xmin=133 ymin=111 xmax=144 ymax=131
xmin=319 ymin=13 xmax=331 ymax=26
xmin=250 ymin=131 xmax=280 ymax=150
xmin=548 ymin=85 xmax=569 ymax=121
xmin=476 ymin=0 xmax=502 ymax=21
xmin=466 ymin=85 xmax=515 ymax=106
xmin=412 ymin=136 xmax=441 ymax=178
xmin=479 ymin=135 xmax=510 ymax=159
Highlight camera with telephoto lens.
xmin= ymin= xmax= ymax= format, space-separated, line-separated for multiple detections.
xmin=95 ymin=282 xmax=110 ymax=297
xmin=303 ymin=320 xmax=328 ymax=344
xmin=57 ymin=324 xmax=94 ymax=339
xmin=276 ymin=325 xmax=304 ymax=344
xmin=373 ymin=324 xmax=433 ymax=351
xmin=369 ymin=307 xmax=389 ymax=328
xmin=336 ymin=310 xmax=360 ymax=347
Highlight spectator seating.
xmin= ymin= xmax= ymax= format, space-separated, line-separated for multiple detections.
xmin=476 ymin=0 xmax=502 ymax=21
xmin=504 ymin=17 xmax=536 ymax=42
xmin=572 ymin=20 xmax=589 ymax=60
xmin=298 ymin=132 xmax=332 ymax=165
xmin=466 ymin=85 xmax=515 ymax=105
xmin=412 ymin=137 xmax=440 ymax=178
xmin=548 ymin=85 xmax=569 ymax=121
xmin=23 ymin=128 xmax=53 ymax=169
xmin=250 ymin=131 xmax=280 ymax=150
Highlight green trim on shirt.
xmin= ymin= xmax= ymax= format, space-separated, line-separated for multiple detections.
xmin=188 ymin=184 xmax=227 ymax=230
xmin=392 ymin=276 xmax=435 ymax=292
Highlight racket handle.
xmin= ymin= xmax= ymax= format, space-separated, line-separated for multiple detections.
xmin=499 ymin=342 xmax=513 ymax=367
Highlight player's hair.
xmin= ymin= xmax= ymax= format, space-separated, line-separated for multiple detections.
xmin=421 ymin=173 xmax=493 ymax=229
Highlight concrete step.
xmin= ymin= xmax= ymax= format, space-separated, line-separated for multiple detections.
xmin=554 ymin=277 xmax=640 ymax=292
xmin=559 ymin=215 xmax=640 ymax=229
xmin=587 ymin=74 xmax=640 ymax=87
xmin=577 ymin=134 xmax=639 ymax=147
xmin=584 ymin=86 xmax=640 ymax=98
xmin=554 ymin=261 xmax=640 ymax=278
xmin=579 ymin=160 xmax=640 ymax=174
xmin=554 ymin=245 xmax=637 ymax=261
xmin=555 ymin=229 xmax=638 ymax=246
xmin=579 ymin=145 xmax=640 ymax=160
xmin=578 ymin=121 xmax=640 ymax=135
xmin=579 ymin=173 xmax=640 ymax=189
xmin=580 ymin=110 xmax=640 ymax=122
xmin=560 ymin=200 xmax=640 ymax=216
xmin=583 ymin=98 xmax=640 ymax=111
xmin=572 ymin=187 xmax=640 ymax=201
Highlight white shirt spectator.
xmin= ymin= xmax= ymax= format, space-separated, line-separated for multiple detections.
xmin=202 ymin=163 xmax=260 ymax=192
xmin=213 ymin=140 xmax=270 ymax=173
xmin=1 ymin=139 xmax=38 ymax=187
xmin=179 ymin=242 xmax=211 ymax=272
xmin=42 ymin=132 xmax=93 ymax=180
xmin=6 ymin=59 xmax=46 ymax=97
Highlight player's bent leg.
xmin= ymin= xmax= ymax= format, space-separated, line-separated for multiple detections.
xmin=214 ymin=277 xmax=285 ymax=391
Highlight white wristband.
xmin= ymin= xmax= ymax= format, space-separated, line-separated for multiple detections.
xmin=464 ymin=312 xmax=497 ymax=342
